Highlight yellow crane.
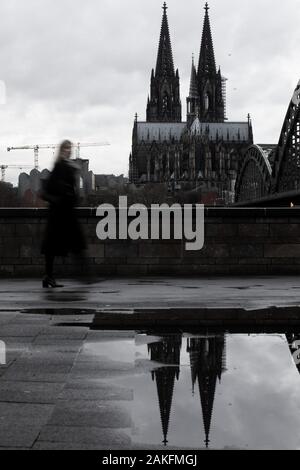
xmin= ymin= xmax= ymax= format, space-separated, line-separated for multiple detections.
xmin=7 ymin=142 xmax=110 ymax=170
xmin=1 ymin=165 xmax=32 ymax=182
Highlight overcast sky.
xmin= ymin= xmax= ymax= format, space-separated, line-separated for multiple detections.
xmin=1 ymin=0 xmax=300 ymax=184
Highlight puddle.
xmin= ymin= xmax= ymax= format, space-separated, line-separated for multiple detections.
xmin=225 ymin=285 xmax=265 ymax=290
xmin=43 ymin=293 xmax=87 ymax=302
xmin=21 ymin=305 xmax=300 ymax=327
xmin=9 ymin=303 xmax=300 ymax=449
xmin=21 ymin=308 xmax=96 ymax=316
xmin=226 ymin=286 xmax=251 ymax=290
xmin=101 ymin=291 xmax=120 ymax=294
xmin=181 ymin=286 xmax=202 ymax=290
xmin=79 ymin=330 xmax=300 ymax=450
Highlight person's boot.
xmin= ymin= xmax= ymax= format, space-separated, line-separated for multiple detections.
xmin=42 ymin=276 xmax=64 ymax=288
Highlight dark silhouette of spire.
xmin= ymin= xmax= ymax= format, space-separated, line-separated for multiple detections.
xmin=198 ymin=3 xmax=216 ymax=76
xmin=147 ymin=4 xmax=182 ymax=122
xmin=198 ymin=365 xmax=218 ymax=449
xmin=187 ymin=55 xmax=200 ymax=126
xmin=155 ymin=3 xmax=175 ymax=77
xmin=189 ymin=55 xmax=199 ymax=98
xmin=153 ymin=370 xmax=177 ymax=446
xmin=148 ymin=334 xmax=182 ymax=446
xmin=187 ymin=334 xmax=226 ymax=449
xmin=196 ymin=3 xmax=225 ymax=122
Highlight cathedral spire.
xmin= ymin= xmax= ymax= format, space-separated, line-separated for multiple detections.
xmin=198 ymin=3 xmax=216 ymax=76
xmin=187 ymin=55 xmax=200 ymax=126
xmin=147 ymin=3 xmax=182 ymax=122
xmin=155 ymin=2 xmax=175 ymax=77
xmin=189 ymin=55 xmax=199 ymax=98
xmin=196 ymin=4 xmax=225 ymax=122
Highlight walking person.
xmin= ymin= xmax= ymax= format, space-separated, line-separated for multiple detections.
xmin=41 ymin=140 xmax=87 ymax=288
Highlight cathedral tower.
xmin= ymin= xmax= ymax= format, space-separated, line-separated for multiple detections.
xmin=195 ymin=3 xmax=225 ymax=123
xmin=146 ymin=3 xmax=182 ymax=122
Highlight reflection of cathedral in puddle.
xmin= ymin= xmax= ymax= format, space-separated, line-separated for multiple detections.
xmin=147 ymin=333 xmax=226 ymax=448
xmin=188 ymin=335 xmax=226 ymax=448
xmin=148 ymin=334 xmax=182 ymax=446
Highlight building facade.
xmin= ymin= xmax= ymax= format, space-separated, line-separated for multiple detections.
xmin=129 ymin=3 xmax=253 ymax=204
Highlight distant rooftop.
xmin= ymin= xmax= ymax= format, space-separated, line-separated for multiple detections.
xmin=136 ymin=119 xmax=251 ymax=143
xmin=190 ymin=119 xmax=250 ymax=141
xmin=137 ymin=122 xmax=186 ymax=143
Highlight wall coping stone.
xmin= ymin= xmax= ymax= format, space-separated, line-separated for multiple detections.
xmin=0 ymin=207 xmax=299 ymax=218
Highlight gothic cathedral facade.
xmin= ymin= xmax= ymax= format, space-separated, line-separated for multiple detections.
xmin=129 ymin=3 xmax=253 ymax=205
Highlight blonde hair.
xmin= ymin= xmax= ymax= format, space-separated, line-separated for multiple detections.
xmin=56 ymin=139 xmax=73 ymax=162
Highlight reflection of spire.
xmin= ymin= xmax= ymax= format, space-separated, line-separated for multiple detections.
xmin=286 ymin=333 xmax=300 ymax=374
xmin=187 ymin=337 xmax=202 ymax=395
xmin=187 ymin=334 xmax=226 ymax=449
xmin=148 ymin=334 xmax=182 ymax=446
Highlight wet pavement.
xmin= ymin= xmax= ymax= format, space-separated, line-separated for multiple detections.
xmin=1 ymin=275 xmax=300 ymax=311
xmin=1 ymin=310 xmax=300 ymax=449
xmin=1 ymin=276 xmax=300 ymax=449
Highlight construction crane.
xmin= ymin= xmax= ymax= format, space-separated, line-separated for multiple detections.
xmin=7 ymin=145 xmax=55 ymax=170
xmin=1 ymin=165 xmax=32 ymax=182
xmin=72 ymin=142 xmax=110 ymax=159
xmin=7 ymin=142 xmax=110 ymax=170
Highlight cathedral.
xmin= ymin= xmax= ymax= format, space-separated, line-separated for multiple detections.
xmin=129 ymin=3 xmax=254 ymax=205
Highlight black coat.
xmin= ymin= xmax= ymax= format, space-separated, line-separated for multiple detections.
xmin=41 ymin=159 xmax=86 ymax=257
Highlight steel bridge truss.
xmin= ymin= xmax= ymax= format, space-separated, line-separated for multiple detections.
xmin=235 ymin=80 xmax=300 ymax=204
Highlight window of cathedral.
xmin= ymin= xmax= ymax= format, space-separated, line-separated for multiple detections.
xmin=205 ymin=93 xmax=210 ymax=111
xmin=162 ymin=93 xmax=169 ymax=113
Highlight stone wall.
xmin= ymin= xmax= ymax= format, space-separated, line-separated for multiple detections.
xmin=0 ymin=207 xmax=299 ymax=277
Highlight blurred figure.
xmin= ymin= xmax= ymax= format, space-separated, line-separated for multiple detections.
xmin=41 ymin=140 xmax=87 ymax=288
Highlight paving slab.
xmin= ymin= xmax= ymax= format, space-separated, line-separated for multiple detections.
xmin=70 ymin=368 xmax=138 ymax=381
xmin=0 ymin=403 xmax=54 ymax=448
xmin=32 ymin=338 xmax=83 ymax=349
xmin=58 ymin=380 xmax=133 ymax=402
xmin=37 ymin=328 xmax=88 ymax=340
xmin=32 ymin=442 xmax=129 ymax=450
xmin=0 ymin=313 xmax=18 ymax=325
xmin=47 ymin=400 xmax=132 ymax=428
xmin=36 ymin=425 xmax=131 ymax=447
xmin=0 ymin=381 xmax=64 ymax=404
xmin=0 ymin=325 xmax=44 ymax=338
xmin=1 ymin=366 xmax=73 ymax=383
xmin=19 ymin=351 xmax=78 ymax=365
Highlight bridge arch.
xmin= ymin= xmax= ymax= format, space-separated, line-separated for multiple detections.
xmin=272 ymin=80 xmax=300 ymax=193
xmin=235 ymin=80 xmax=300 ymax=204
xmin=235 ymin=145 xmax=272 ymax=203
